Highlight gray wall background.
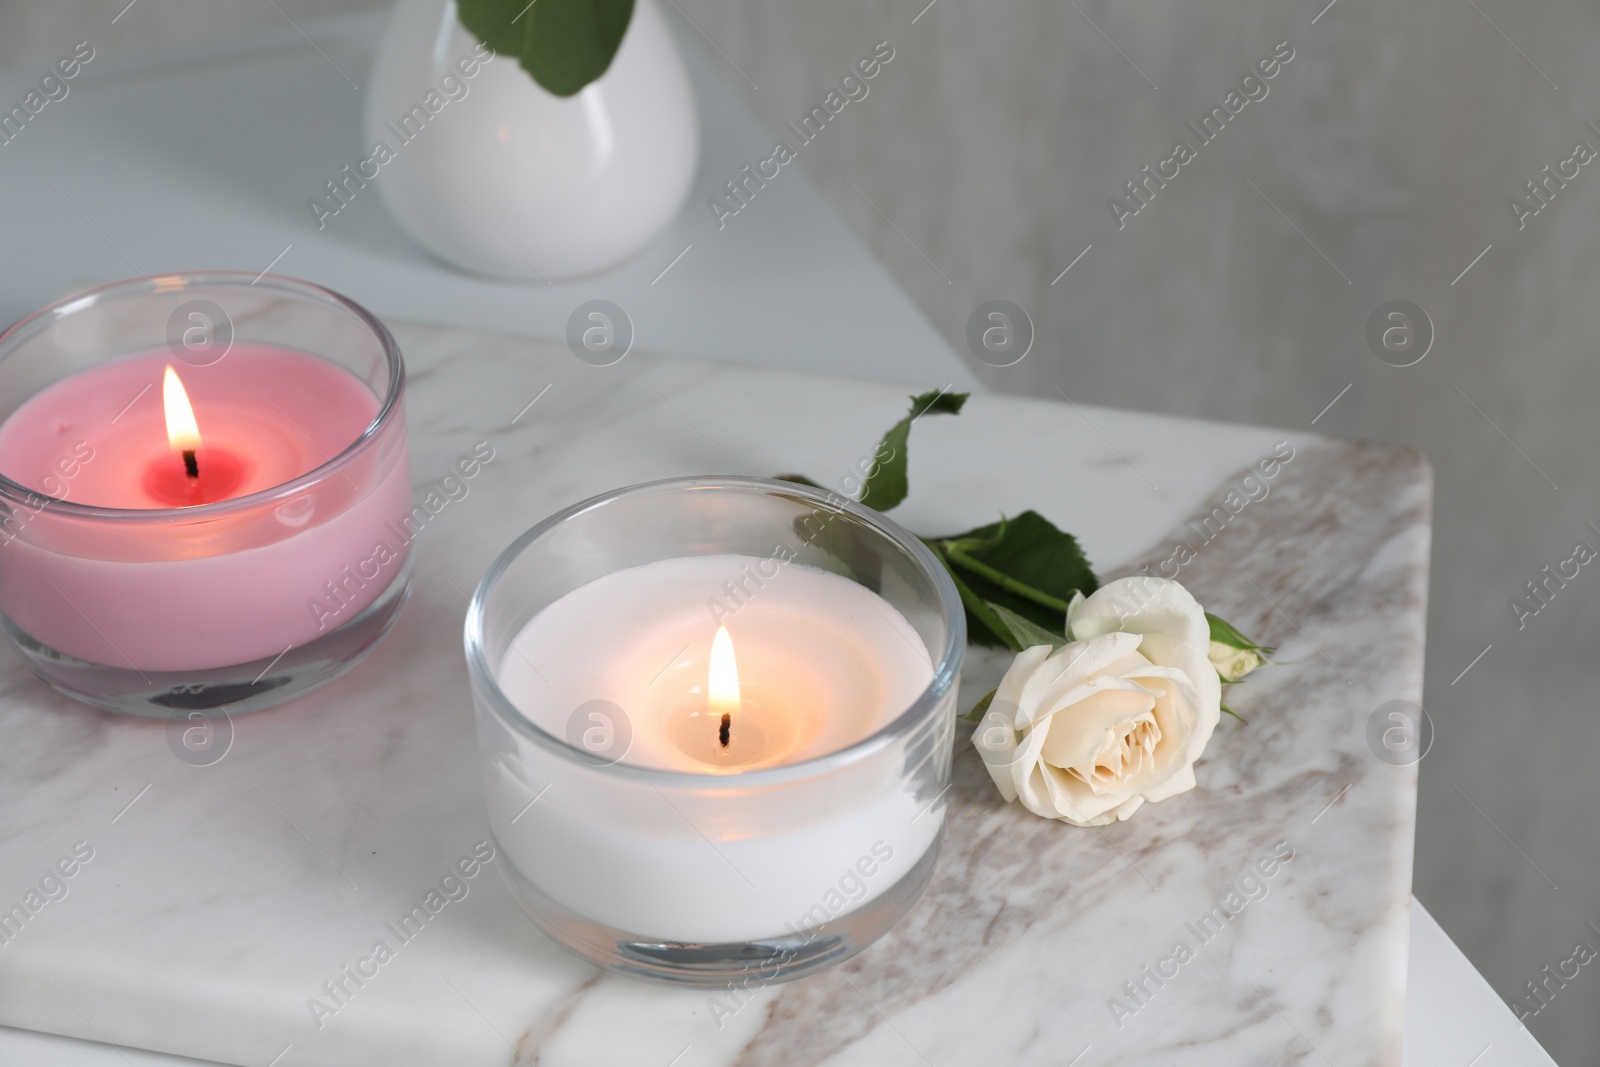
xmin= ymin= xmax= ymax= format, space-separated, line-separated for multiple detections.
xmin=670 ymin=2 xmax=1600 ymax=1060
xmin=3 ymin=0 xmax=1596 ymax=1061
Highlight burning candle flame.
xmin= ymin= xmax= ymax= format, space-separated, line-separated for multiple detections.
xmin=709 ymin=625 xmax=740 ymax=719
xmin=162 ymin=366 xmax=201 ymax=455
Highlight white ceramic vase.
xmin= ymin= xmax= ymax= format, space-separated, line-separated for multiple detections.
xmin=364 ymin=0 xmax=700 ymax=281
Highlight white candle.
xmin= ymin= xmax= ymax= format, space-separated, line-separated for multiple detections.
xmin=484 ymin=553 xmax=946 ymax=944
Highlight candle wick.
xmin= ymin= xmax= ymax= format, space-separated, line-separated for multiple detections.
xmin=182 ymin=449 xmax=199 ymax=479
xmin=719 ymin=712 xmax=731 ymax=748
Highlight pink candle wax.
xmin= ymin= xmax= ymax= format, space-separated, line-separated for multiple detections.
xmin=0 ymin=345 xmax=413 ymax=673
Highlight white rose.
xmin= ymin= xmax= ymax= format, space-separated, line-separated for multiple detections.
xmin=971 ymin=577 xmax=1222 ymax=826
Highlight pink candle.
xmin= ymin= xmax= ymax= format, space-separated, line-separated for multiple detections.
xmin=0 ymin=345 xmax=412 ymax=674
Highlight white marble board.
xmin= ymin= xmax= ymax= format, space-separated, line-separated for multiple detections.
xmin=0 ymin=322 xmax=1428 ymax=1066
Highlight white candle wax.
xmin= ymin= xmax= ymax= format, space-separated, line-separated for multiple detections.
xmin=486 ymin=554 xmax=948 ymax=944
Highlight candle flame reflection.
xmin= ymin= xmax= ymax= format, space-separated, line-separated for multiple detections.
xmin=709 ymin=625 xmax=740 ymax=718
xmin=162 ymin=365 xmax=202 ymax=454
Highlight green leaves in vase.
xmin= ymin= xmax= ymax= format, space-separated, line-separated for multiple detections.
xmin=458 ymin=0 xmax=635 ymax=97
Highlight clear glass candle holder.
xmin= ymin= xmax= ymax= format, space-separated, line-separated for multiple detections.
xmin=465 ymin=477 xmax=965 ymax=986
xmin=0 ymin=274 xmax=412 ymax=716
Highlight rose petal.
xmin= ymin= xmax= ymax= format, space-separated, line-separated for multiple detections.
xmin=1071 ymin=576 xmax=1210 ymax=652
xmin=1131 ymin=631 xmax=1221 ymax=762
xmin=1016 ymin=633 xmax=1144 ymax=727
xmin=1063 ymin=676 xmax=1196 ymax=802
xmin=1010 ymin=718 xmax=1055 ymax=814
xmin=1121 ymin=675 xmax=1196 ymax=795
xmin=992 ymin=644 xmax=1055 ymax=730
xmin=1036 ymin=761 xmax=1129 ymax=825
xmin=1037 ymin=681 xmax=1156 ymax=770
xmin=1065 ymin=589 xmax=1086 ymax=631
xmin=1069 ymin=716 xmax=1161 ymax=794
xmin=970 ymin=709 xmax=1022 ymax=803
xmin=1102 ymin=794 xmax=1146 ymax=824
xmin=1139 ymin=759 xmax=1197 ymax=804
xmin=1015 ymin=761 xmax=1058 ymax=820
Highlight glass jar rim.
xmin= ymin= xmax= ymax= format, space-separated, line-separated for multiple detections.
xmin=0 ymin=272 xmax=405 ymax=520
xmin=465 ymin=476 xmax=967 ymax=789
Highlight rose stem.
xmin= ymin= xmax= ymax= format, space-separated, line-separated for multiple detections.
xmin=931 ymin=551 xmax=1023 ymax=652
xmin=941 ymin=546 xmax=1072 ymax=614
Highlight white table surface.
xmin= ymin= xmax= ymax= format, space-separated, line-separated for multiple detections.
xmin=0 ymin=11 xmax=978 ymax=393
xmin=0 ymin=11 xmax=1555 ymax=1067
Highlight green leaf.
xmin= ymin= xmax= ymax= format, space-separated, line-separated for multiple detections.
xmin=943 ymin=514 xmax=1009 ymax=554
xmin=936 ymin=557 xmax=1020 ymax=651
xmin=1206 ymin=612 xmax=1274 ymax=654
xmin=858 ymin=390 xmax=968 ymax=513
xmin=774 ymin=473 xmax=824 ymax=489
xmin=456 ymin=0 xmax=527 ymax=56
xmin=933 ymin=511 xmax=1096 ymax=648
xmin=458 ymin=0 xmax=635 ymax=97
xmin=960 ymin=687 xmax=998 ymax=723
xmin=1221 ymin=703 xmax=1248 ymax=724
xmin=986 ymin=602 xmax=1067 ymax=651
xmin=946 ymin=544 xmax=1071 ymax=614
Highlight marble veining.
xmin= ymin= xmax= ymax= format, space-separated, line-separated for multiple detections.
xmin=0 ymin=323 xmax=1426 ymax=1066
